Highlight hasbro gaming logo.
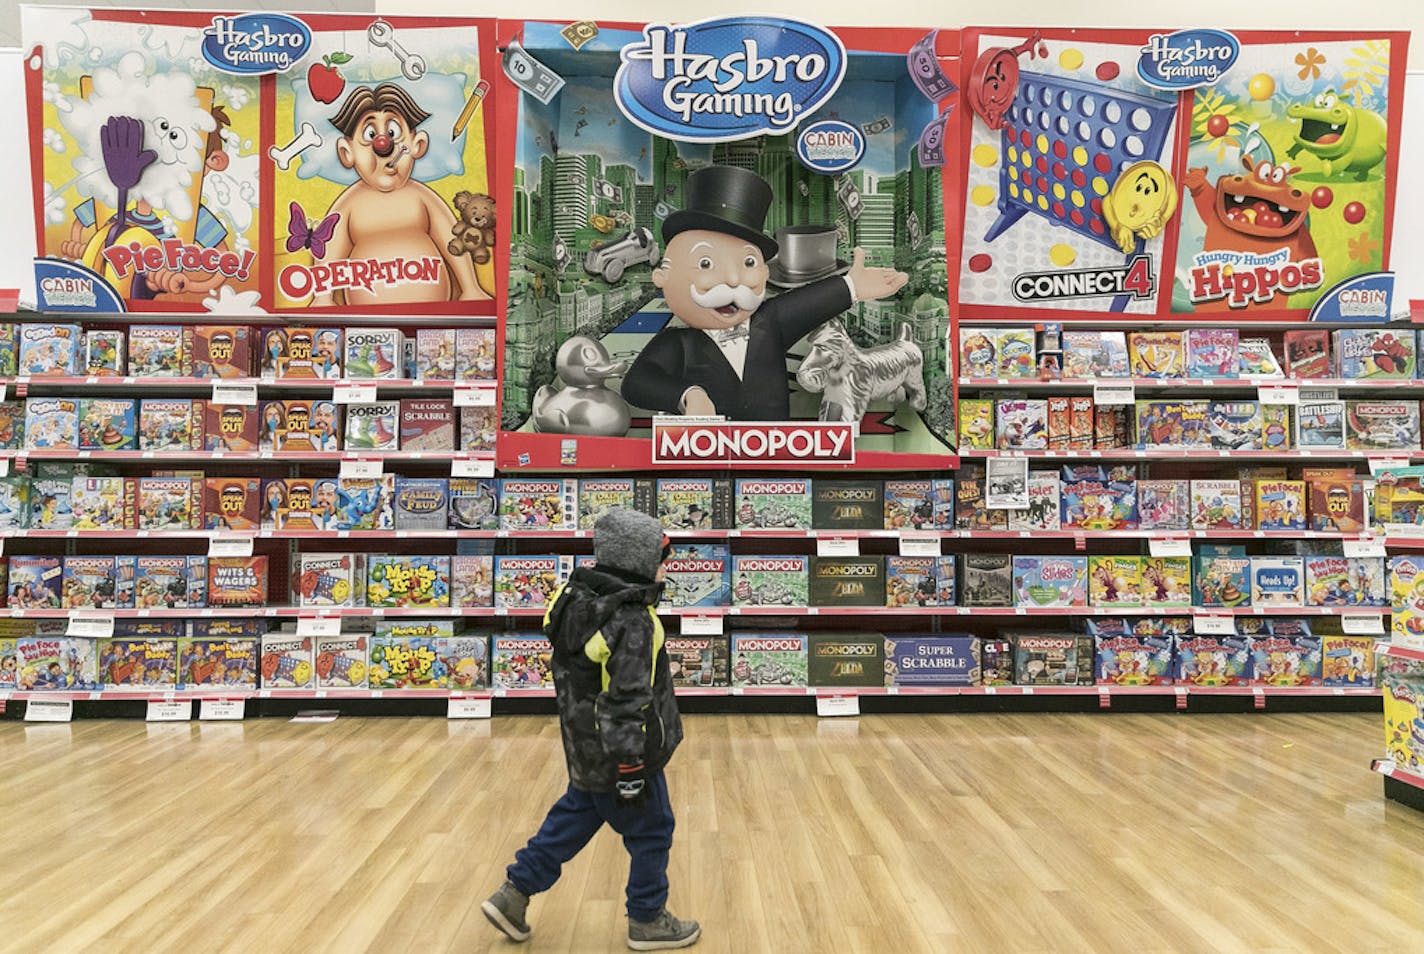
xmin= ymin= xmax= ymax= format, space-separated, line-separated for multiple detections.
xmin=202 ymin=13 xmax=312 ymax=75
xmin=795 ymin=120 xmax=864 ymax=173
xmin=614 ymin=16 xmax=847 ymax=143
xmin=1137 ymin=29 xmax=1239 ymax=90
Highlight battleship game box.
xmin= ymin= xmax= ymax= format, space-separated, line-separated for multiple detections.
xmin=884 ymin=635 xmax=979 ymax=687
xmin=662 ymin=543 xmax=731 ymax=608
xmin=656 ymin=477 xmax=734 ymax=531
xmin=735 ymin=477 xmax=812 ymax=530
xmin=731 ymin=634 xmax=808 ymax=688
xmin=732 ymin=555 xmax=809 ymax=608
xmin=811 ymin=480 xmax=884 ymax=531
xmin=808 ymin=633 xmax=886 ymax=688
xmin=809 ymin=556 xmax=885 ymax=607
xmin=665 ymin=635 xmax=730 ymax=688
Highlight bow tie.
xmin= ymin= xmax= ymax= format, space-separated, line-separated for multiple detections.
xmin=712 ymin=324 xmax=749 ymax=344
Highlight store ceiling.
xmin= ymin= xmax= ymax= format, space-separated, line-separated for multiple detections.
xmin=0 ymin=1 xmax=376 ymax=49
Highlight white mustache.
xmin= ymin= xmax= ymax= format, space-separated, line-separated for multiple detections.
xmin=690 ymin=283 xmax=764 ymax=311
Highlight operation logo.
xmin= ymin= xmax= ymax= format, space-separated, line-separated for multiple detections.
xmin=614 ymin=16 xmax=847 ymax=142
xmin=202 ymin=14 xmax=313 ymax=74
xmin=795 ymin=119 xmax=864 ymax=173
xmin=1137 ymin=29 xmax=1240 ymax=90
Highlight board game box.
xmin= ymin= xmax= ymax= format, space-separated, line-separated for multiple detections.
xmin=139 ymin=399 xmax=201 ymax=451
xmin=367 ymin=555 xmax=450 ymax=608
xmin=137 ymin=477 xmax=199 ymax=531
xmin=995 ymin=329 xmax=1036 ymax=378
xmin=275 ymin=399 xmax=341 ymax=453
xmin=1141 ymin=557 xmax=1193 ymax=608
xmin=656 ymin=477 xmax=733 ymax=530
xmin=335 ymin=475 xmax=395 ymax=531
xmin=76 ymin=398 xmax=136 ymax=451
xmin=128 ymin=325 xmax=187 ymax=377
xmin=808 ymin=480 xmax=881 ymax=531
xmin=61 ymin=556 xmax=131 ymax=610
xmin=809 ymin=557 xmax=885 ymax=608
xmin=134 ymin=556 xmax=206 ymax=609
xmin=1095 ymin=634 xmax=1173 ymax=686
xmin=262 ymin=327 xmax=342 ymax=379
xmin=0 ymin=401 xmax=24 ymax=450
xmin=1127 ymin=332 xmax=1184 ymax=378
xmin=957 ymin=399 xmax=994 ymax=450
xmin=995 ymin=399 xmax=1047 ymax=449
xmin=1306 ymin=469 xmax=1366 ymax=533
xmin=450 ymin=555 xmax=494 ymax=608
xmin=498 ymin=478 xmax=577 ymax=532
xmin=1062 ymin=330 xmax=1128 ymax=379
xmin=662 ymin=544 xmax=731 ymax=608
xmin=1137 ymin=479 xmax=1189 ymax=531
xmin=884 ymin=478 xmax=951 ymax=530
xmin=72 ymin=476 xmax=135 ymax=531
xmin=441 ymin=633 xmax=489 ymax=690
xmin=342 ymin=402 xmax=400 ymax=451
xmin=1045 ymin=396 xmax=1072 ymax=451
xmin=1185 ymin=328 xmax=1239 ymax=380
xmin=455 ymin=328 xmax=497 ymax=382
xmin=1069 ymin=396 xmax=1095 ymax=450
xmin=1252 ymin=635 xmax=1323 ymax=688
xmin=884 ymin=636 xmax=979 ymax=687
xmin=1012 ymin=634 xmax=1090 ymax=685
xmin=18 ymin=323 xmax=80 ymax=376
xmin=953 ymin=468 xmax=1005 ymax=531
xmin=394 ymin=478 xmax=450 ymax=531
xmin=958 ymin=329 xmax=998 ymax=378
xmin=176 ymin=637 xmax=258 ymax=690
xmin=1191 ymin=479 xmax=1244 ymax=530
xmin=369 ymin=621 xmax=453 ymax=690
xmin=1296 ymin=400 xmax=1347 ymax=449
xmin=98 ymin=638 xmax=177 ymax=689
xmin=1336 ymin=328 xmax=1416 ymax=379
xmin=1284 ymin=329 xmax=1331 ymax=378
xmin=885 ymin=556 xmax=956 ymax=608
xmin=961 ymin=553 xmax=1012 ymax=607
xmin=1061 ymin=465 xmax=1138 ymax=531
xmin=448 ymin=477 xmax=499 ymax=531
xmin=1206 ymin=401 xmax=1262 ymax=450
xmin=296 ymin=553 xmax=362 ymax=608
xmin=0 ymin=476 xmax=28 ymax=530
xmin=808 ymin=633 xmax=885 ymax=688
xmin=201 ymin=477 xmax=259 ymax=531
xmin=1261 ymin=404 xmax=1292 ymax=451
xmin=458 ymin=405 xmax=498 ymax=453
xmin=1012 ymin=557 xmax=1088 ymax=608
xmin=399 ymin=398 xmax=455 ymax=451
xmin=24 ymin=397 xmax=77 ymax=449
xmin=1305 ymin=555 xmax=1387 ymax=607
xmin=735 ymin=478 xmax=812 ymax=530
xmin=1239 ymin=338 xmax=1284 ymax=378
xmin=491 ymin=634 xmax=554 ymax=690
xmin=15 ymin=636 xmax=96 ymax=690
xmin=1254 ymin=480 xmax=1307 ymax=531
xmin=1089 ymin=556 xmax=1142 ymax=608
xmin=313 ymin=635 xmax=368 ymax=689
xmin=731 ymin=634 xmax=808 ymax=688
xmin=1250 ymin=557 xmax=1305 ymax=607
xmin=1007 ymin=470 xmax=1060 ymax=532
xmin=1322 ymin=635 xmax=1376 ymax=688
xmin=731 ymin=556 xmax=809 ymax=608
xmin=206 ymin=556 xmax=268 ymax=608
xmin=198 ymin=403 xmax=256 ymax=453
xmin=415 ymin=329 xmax=457 ymax=380
xmin=29 ymin=477 xmax=72 ymax=530
xmin=260 ymin=635 xmax=314 ymax=689
xmin=1135 ymin=401 xmax=1210 ymax=450
xmin=665 ymin=635 xmax=730 ymax=688
xmin=1094 ymin=404 xmax=1132 ymax=449
xmin=343 ymin=329 xmax=404 ymax=380
xmin=190 ymin=326 xmax=252 ymax=379
xmin=577 ymin=477 xmax=652 ymax=529
xmin=1194 ymin=545 xmax=1250 ymax=608
xmin=1346 ymin=400 xmax=1421 ymax=451
xmin=1175 ymin=635 xmax=1252 ymax=686
xmin=493 ymin=555 xmax=569 ymax=610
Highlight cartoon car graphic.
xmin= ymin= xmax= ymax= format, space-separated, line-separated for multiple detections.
xmin=584 ymin=227 xmax=660 ymax=283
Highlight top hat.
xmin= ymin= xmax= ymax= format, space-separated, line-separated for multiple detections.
xmin=767 ymin=225 xmax=849 ymax=289
xmin=662 ymin=166 xmax=779 ymax=261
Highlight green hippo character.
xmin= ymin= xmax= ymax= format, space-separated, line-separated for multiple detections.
xmin=1286 ymin=89 xmax=1388 ymax=180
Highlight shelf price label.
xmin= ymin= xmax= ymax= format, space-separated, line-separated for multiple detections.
xmin=1148 ymin=537 xmax=1192 ymax=558
xmin=146 ymin=699 xmax=192 ymax=722
xmin=24 ymin=698 xmax=73 ymax=722
xmin=815 ymin=693 xmax=860 ymax=718
xmin=66 ymin=612 xmax=114 ymax=639
xmin=212 ymin=382 xmax=259 ymax=406
xmin=1092 ymin=383 xmax=1135 ymax=406
xmin=454 ymin=386 xmax=496 ymax=407
xmin=1369 ymin=457 xmax=1411 ymax=476
xmin=199 ymin=698 xmax=246 ymax=721
xmin=898 ymin=533 xmax=941 ymax=557
xmin=816 ymin=536 xmax=859 ymax=557
xmin=1341 ymin=613 xmax=1386 ymax=636
xmin=333 ymin=383 xmax=378 ymax=404
xmin=296 ymin=616 xmax=342 ymax=638
xmin=1343 ymin=537 xmax=1387 ymax=559
xmin=681 ymin=615 xmax=723 ymax=636
xmin=1192 ymin=614 xmax=1235 ymax=636
xmin=340 ymin=458 xmax=384 ymax=480
xmin=209 ymin=535 xmax=254 ymax=558
xmin=1298 ymin=387 xmax=1340 ymax=404
xmin=1256 ymin=383 xmax=1299 ymax=405
xmin=451 ymin=457 xmax=495 ymax=478
xmin=448 ymin=696 xmax=492 ymax=719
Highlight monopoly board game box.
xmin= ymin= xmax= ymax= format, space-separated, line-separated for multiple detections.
xmin=730 ymin=633 xmax=809 ymax=688
xmin=496 ymin=17 xmax=959 ymax=471
xmin=665 ymin=634 xmax=730 ymax=688
xmin=808 ymin=632 xmax=886 ymax=688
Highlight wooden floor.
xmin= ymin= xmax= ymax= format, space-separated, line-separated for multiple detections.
xmin=1 ymin=711 xmax=1421 ymax=954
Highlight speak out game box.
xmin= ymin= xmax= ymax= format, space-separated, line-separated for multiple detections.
xmin=812 ymin=480 xmax=884 ymax=530
xmin=663 ymin=544 xmax=731 ymax=608
xmin=498 ymin=478 xmax=577 ymax=531
xmin=262 ymin=327 xmax=342 ymax=380
xmin=731 ymin=634 xmax=808 ymax=688
xmin=656 ymin=477 xmax=734 ymax=531
xmin=203 ymin=477 xmax=260 ymax=531
xmin=808 ymin=633 xmax=885 ymax=688
xmin=202 ymin=403 xmax=258 ymax=452
xmin=731 ymin=556 xmax=808 ymax=608
xmin=810 ymin=556 xmax=885 ymax=607
xmin=885 ymin=636 xmax=979 ymax=688
xmin=735 ymin=478 xmax=812 ymax=530
xmin=665 ymin=635 xmax=730 ymax=688
xmin=191 ymin=326 xmax=253 ymax=378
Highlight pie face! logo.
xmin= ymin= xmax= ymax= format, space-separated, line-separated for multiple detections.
xmin=614 ymin=16 xmax=846 ymax=142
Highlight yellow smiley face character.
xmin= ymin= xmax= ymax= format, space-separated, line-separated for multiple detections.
xmin=1102 ymin=161 xmax=1178 ymax=255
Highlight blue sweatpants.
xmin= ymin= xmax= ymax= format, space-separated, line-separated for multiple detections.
xmin=506 ymin=771 xmax=675 ymax=922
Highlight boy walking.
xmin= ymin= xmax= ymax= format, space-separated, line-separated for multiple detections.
xmin=483 ymin=509 xmax=700 ymax=950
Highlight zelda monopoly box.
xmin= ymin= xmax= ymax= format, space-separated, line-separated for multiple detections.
xmin=730 ymin=634 xmax=808 ymax=688
xmin=808 ymin=633 xmax=886 ymax=688
xmin=809 ymin=556 xmax=885 ymax=607
xmin=810 ymin=480 xmax=884 ymax=531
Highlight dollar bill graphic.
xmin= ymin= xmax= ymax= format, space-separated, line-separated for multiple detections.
xmin=654 ymin=202 xmax=672 ymax=219
xmin=835 ymin=177 xmax=863 ymax=221
xmin=861 ymin=117 xmax=892 ymax=136
xmin=917 ymin=111 xmax=952 ymax=167
xmin=907 ymin=211 xmax=922 ymax=248
xmin=502 ymin=39 xmax=565 ymax=105
xmin=560 ymin=20 xmax=599 ymax=50
xmin=553 ymin=233 xmax=571 ymax=271
xmin=908 ymin=30 xmax=957 ymax=103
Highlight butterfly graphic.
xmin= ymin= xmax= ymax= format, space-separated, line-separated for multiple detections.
xmin=285 ymin=201 xmax=340 ymax=259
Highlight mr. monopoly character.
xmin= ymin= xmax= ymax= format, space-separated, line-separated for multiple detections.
xmin=622 ymin=166 xmax=908 ymax=420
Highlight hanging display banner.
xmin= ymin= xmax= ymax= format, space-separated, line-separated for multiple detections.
xmin=495 ymin=18 xmax=961 ymax=470
xmin=23 ymin=7 xmax=498 ymax=317
xmin=956 ymin=27 xmax=1407 ymax=323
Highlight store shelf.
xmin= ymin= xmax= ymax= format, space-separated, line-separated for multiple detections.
xmin=1377 ymin=642 xmax=1424 ymax=664
xmin=962 ymin=448 xmax=1420 ymax=462
xmin=1 ymin=688 xmax=252 ymax=702
xmin=10 ymin=528 xmax=502 ymax=541
xmin=958 ymin=377 xmax=1424 ymax=390
xmin=6 ymin=449 xmax=493 ymax=463
xmin=1373 ymin=759 xmax=1424 ymax=792
xmin=6 ymin=375 xmax=494 ymax=393
xmin=957 ymin=317 xmax=1417 ymax=331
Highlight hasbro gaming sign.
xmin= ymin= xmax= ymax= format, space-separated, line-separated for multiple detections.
xmin=1137 ymin=29 xmax=1239 ymax=90
xmin=614 ymin=16 xmax=847 ymax=143
xmin=202 ymin=13 xmax=312 ymax=75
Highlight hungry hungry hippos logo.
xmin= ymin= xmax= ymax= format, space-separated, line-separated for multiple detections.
xmin=614 ymin=16 xmax=847 ymax=142
xmin=1136 ymin=29 xmax=1239 ymax=90
xmin=202 ymin=14 xmax=312 ymax=74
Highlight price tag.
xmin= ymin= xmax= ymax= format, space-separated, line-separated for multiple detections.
xmin=1369 ymin=457 xmax=1411 ymax=476
xmin=1299 ymin=387 xmax=1340 ymax=403
xmin=212 ymin=382 xmax=258 ymax=406
xmin=1343 ymin=537 xmax=1387 ymax=559
xmin=681 ymin=615 xmax=724 ymax=636
xmin=817 ymin=536 xmax=859 ymax=557
xmin=448 ymin=696 xmax=492 ymax=719
xmin=1148 ymin=537 xmax=1192 ymax=558
xmin=898 ymin=533 xmax=941 ymax=557
xmin=24 ymin=698 xmax=73 ymax=722
xmin=208 ymin=535 xmax=254 ymax=558
xmin=454 ymin=386 xmax=496 ymax=407
xmin=146 ymin=699 xmax=191 ymax=722
xmin=333 ymin=383 xmax=378 ymax=404
xmin=296 ymin=616 xmax=342 ymax=638
xmin=1193 ymin=614 xmax=1236 ymax=636
xmin=815 ymin=693 xmax=860 ymax=718
xmin=1093 ymin=383 xmax=1135 ymax=406
xmin=451 ymin=457 xmax=495 ymax=478
xmin=1342 ymin=613 xmax=1386 ymax=636
xmin=340 ymin=458 xmax=384 ymax=480
xmin=0 ymin=458 xmax=10 ymax=477
xmin=1257 ymin=383 xmax=1300 ymax=405
xmin=199 ymin=698 xmax=245 ymax=721
xmin=67 ymin=613 xmax=114 ymax=639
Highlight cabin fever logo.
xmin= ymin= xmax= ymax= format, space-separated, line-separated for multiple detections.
xmin=1137 ymin=29 xmax=1240 ymax=90
xmin=614 ymin=16 xmax=847 ymax=142
xmin=202 ymin=14 xmax=313 ymax=75
xmin=795 ymin=120 xmax=864 ymax=173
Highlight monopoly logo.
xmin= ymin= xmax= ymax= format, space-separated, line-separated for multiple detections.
xmin=653 ymin=421 xmax=854 ymax=464
xmin=1012 ymin=255 xmax=1155 ymax=303
xmin=202 ymin=13 xmax=312 ymax=74
xmin=738 ymin=558 xmax=804 ymax=572
xmin=816 ymin=488 xmax=877 ymax=500
xmin=279 ymin=256 xmax=443 ymax=300
xmin=742 ymin=481 xmax=807 ymax=494
xmin=499 ymin=560 xmax=556 ymax=571
xmin=1137 ymin=29 xmax=1239 ymax=90
xmin=1190 ymin=249 xmax=1324 ymax=308
xmin=505 ymin=481 xmax=562 ymax=493
xmin=614 ymin=16 xmax=846 ymax=143
xmin=1017 ymin=638 xmax=1074 ymax=650
xmin=795 ymin=119 xmax=864 ymax=174
xmin=667 ymin=560 xmax=725 ymax=572
xmin=499 ymin=639 xmax=549 ymax=651
xmin=666 ymin=636 xmax=712 ymax=649
xmin=815 ymin=643 xmax=877 ymax=655
xmin=816 ymin=563 xmax=878 ymax=577
xmin=738 ymin=638 xmax=804 ymax=652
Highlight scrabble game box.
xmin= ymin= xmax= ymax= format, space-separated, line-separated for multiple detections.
xmin=884 ymin=636 xmax=979 ymax=687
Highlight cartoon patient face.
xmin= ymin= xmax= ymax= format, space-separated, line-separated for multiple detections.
xmin=652 ymin=230 xmax=769 ymax=331
xmin=336 ymin=105 xmax=430 ymax=194
xmin=1214 ymin=155 xmax=1312 ymax=240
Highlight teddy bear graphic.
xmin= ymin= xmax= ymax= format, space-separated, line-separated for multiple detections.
xmin=449 ymin=191 xmax=496 ymax=265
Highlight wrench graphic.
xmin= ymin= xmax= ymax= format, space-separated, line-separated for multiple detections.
xmin=367 ymin=19 xmax=427 ymax=82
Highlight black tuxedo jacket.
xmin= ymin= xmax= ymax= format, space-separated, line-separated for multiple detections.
xmin=622 ymin=277 xmax=852 ymax=420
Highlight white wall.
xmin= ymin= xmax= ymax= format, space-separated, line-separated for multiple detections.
xmin=0 ymin=50 xmax=36 ymax=307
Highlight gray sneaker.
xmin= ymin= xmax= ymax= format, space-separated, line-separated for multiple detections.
xmin=627 ymin=909 xmax=701 ymax=951
xmin=481 ymin=881 xmax=531 ymax=943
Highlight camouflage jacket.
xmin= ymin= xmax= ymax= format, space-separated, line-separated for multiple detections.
xmin=544 ymin=565 xmax=683 ymax=793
